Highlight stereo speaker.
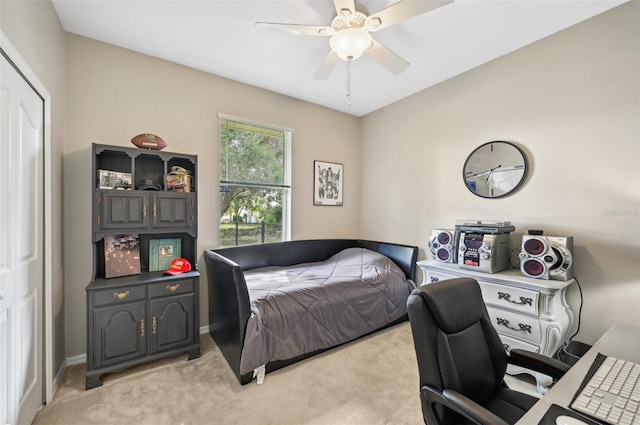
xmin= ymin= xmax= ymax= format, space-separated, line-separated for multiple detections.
xmin=428 ymin=229 xmax=457 ymax=263
xmin=519 ymin=235 xmax=573 ymax=281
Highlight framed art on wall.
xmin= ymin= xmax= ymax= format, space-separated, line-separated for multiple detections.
xmin=314 ymin=160 xmax=343 ymax=206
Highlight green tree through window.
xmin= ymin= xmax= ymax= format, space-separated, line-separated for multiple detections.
xmin=219 ymin=116 xmax=291 ymax=247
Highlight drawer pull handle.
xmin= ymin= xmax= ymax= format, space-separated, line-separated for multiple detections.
xmin=141 ymin=319 xmax=145 ymax=337
xmin=114 ymin=291 xmax=130 ymax=300
xmin=166 ymin=284 xmax=180 ymax=292
xmin=152 ymin=317 xmax=157 ymax=334
xmin=498 ymin=292 xmax=533 ymax=306
xmin=496 ymin=318 xmax=532 ymax=334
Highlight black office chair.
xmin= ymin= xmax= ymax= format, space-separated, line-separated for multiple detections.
xmin=407 ymin=278 xmax=570 ymax=425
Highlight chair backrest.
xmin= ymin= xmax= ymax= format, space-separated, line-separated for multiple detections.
xmin=407 ymin=278 xmax=509 ymax=424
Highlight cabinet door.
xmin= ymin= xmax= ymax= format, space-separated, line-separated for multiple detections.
xmin=151 ymin=193 xmax=193 ymax=230
xmin=100 ymin=191 xmax=149 ymax=231
xmin=94 ymin=301 xmax=147 ymax=368
xmin=149 ymin=293 xmax=195 ymax=355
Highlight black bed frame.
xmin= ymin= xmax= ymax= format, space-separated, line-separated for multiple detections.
xmin=203 ymin=239 xmax=418 ymax=384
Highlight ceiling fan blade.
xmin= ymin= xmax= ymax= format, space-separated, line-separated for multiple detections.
xmin=255 ymin=22 xmax=333 ymax=36
xmin=365 ymin=0 xmax=454 ymax=32
xmin=365 ymin=39 xmax=409 ymax=74
xmin=333 ymin=0 xmax=356 ymax=21
xmin=313 ymin=51 xmax=340 ymax=80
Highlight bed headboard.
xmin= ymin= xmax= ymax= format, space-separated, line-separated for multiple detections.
xmin=212 ymin=239 xmax=418 ymax=281
xmin=356 ymin=240 xmax=418 ymax=282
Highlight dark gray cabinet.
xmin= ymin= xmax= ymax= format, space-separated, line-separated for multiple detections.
xmin=86 ymin=273 xmax=200 ymax=389
xmin=99 ymin=191 xmax=194 ymax=233
xmin=99 ymin=191 xmax=148 ymax=231
xmin=86 ymin=143 xmax=200 ymax=390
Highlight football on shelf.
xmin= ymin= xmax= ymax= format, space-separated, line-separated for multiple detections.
xmin=130 ymin=133 xmax=167 ymax=150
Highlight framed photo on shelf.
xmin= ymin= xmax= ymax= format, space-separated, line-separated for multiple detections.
xmin=104 ymin=234 xmax=141 ymax=278
xmin=314 ymin=160 xmax=343 ymax=206
xmin=148 ymin=238 xmax=181 ymax=272
xmin=98 ymin=169 xmax=132 ymax=190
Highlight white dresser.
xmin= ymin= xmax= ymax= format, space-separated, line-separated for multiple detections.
xmin=417 ymin=260 xmax=576 ymax=393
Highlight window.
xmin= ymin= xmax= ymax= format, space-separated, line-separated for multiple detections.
xmin=218 ymin=114 xmax=291 ymax=247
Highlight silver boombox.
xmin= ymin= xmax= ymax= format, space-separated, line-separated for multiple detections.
xmin=428 ymin=229 xmax=458 ymax=263
xmin=457 ymin=232 xmax=510 ymax=273
xmin=519 ymin=235 xmax=574 ymax=281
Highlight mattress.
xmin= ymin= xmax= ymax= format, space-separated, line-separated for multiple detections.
xmin=239 ymin=247 xmax=416 ymax=375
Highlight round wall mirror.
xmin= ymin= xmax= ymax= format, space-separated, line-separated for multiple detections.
xmin=463 ymin=141 xmax=528 ymax=198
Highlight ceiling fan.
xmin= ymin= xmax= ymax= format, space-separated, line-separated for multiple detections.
xmin=255 ymin=0 xmax=453 ymax=80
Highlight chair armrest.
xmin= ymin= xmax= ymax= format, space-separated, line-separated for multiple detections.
xmin=442 ymin=389 xmax=510 ymax=425
xmin=420 ymin=385 xmax=509 ymax=425
xmin=508 ymin=348 xmax=570 ymax=380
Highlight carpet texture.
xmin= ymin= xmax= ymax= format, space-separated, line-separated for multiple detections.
xmin=33 ymin=323 xmax=425 ymax=425
xmin=33 ymin=322 xmax=538 ymax=425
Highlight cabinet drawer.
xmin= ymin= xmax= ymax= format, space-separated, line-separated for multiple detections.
xmin=479 ymin=282 xmax=539 ymax=316
xmin=93 ymin=285 xmax=146 ymax=306
xmin=149 ymin=278 xmax=195 ymax=298
xmin=487 ymin=307 xmax=541 ymax=345
xmin=498 ymin=334 xmax=540 ymax=353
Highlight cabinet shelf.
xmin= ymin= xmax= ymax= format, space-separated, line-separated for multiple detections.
xmin=94 ymin=143 xmax=196 ymax=192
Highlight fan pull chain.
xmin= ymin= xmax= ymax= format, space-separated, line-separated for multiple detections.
xmin=346 ymin=60 xmax=352 ymax=107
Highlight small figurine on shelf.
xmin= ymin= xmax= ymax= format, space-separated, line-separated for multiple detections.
xmin=165 ymin=166 xmax=193 ymax=192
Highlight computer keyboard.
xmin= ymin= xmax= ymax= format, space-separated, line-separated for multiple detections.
xmin=571 ymin=353 xmax=640 ymax=425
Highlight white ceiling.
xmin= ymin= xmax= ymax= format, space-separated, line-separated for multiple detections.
xmin=51 ymin=0 xmax=627 ymax=117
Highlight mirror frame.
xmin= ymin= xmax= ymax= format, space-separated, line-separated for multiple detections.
xmin=462 ymin=141 xmax=528 ymax=199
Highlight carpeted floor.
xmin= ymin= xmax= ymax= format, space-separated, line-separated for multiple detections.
xmin=33 ymin=322 xmax=538 ymax=425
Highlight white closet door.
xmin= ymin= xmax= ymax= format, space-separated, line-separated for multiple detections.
xmin=0 ymin=52 xmax=44 ymax=425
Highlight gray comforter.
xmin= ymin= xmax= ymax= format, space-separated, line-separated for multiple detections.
xmin=239 ymin=247 xmax=416 ymax=375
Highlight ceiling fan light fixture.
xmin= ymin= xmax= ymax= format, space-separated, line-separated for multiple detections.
xmin=329 ymin=28 xmax=372 ymax=61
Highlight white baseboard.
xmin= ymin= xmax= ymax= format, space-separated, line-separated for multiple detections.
xmin=51 ymin=358 xmax=68 ymax=396
xmin=66 ymin=353 xmax=87 ymax=367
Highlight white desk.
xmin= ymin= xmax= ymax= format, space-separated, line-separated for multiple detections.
xmin=517 ymin=323 xmax=640 ymax=424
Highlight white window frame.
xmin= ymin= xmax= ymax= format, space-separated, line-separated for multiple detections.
xmin=218 ymin=113 xmax=292 ymax=243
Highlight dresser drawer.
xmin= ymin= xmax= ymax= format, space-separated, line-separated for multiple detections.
xmin=487 ymin=307 xmax=541 ymax=345
xmin=423 ymin=269 xmax=458 ymax=285
xmin=93 ymin=285 xmax=146 ymax=307
xmin=479 ymin=281 xmax=539 ymax=316
xmin=149 ymin=278 xmax=195 ymax=299
xmin=498 ymin=334 xmax=540 ymax=353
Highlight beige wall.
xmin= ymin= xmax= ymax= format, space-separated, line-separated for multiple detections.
xmin=0 ymin=1 xmax=67 ymax=374
xmin=64 ymin=34 xmax=362 ymax=356
xmin=361 ymin=2 xmax=640 ymax=344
